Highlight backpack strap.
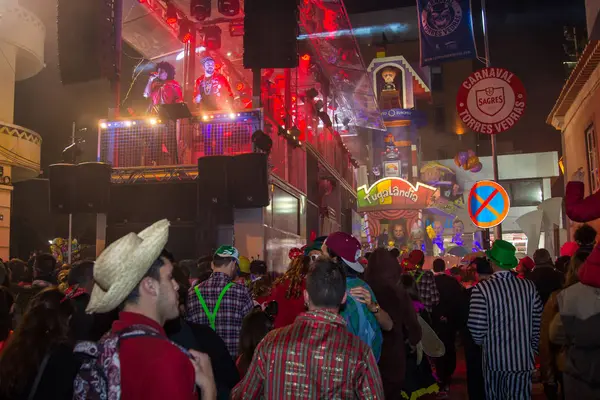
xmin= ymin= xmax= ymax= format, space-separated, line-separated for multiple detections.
xmin=194 ymin=283 xmax=234 ymax=330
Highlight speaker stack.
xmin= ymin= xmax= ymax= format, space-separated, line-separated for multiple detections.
xmin=48 ymin=163 xmax=112 ymax=214
xmin=57 ymin=0 xmax=118 ymax=84
xmin=243 ymin=0 xmax=299 ymax=69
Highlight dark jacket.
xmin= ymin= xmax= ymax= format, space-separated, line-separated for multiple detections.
xmin=366 ymin=280 xmax=421 ymax=400
xmin=529 ymin=264 xmax=564 ymax=306
xmin=553 ymin=283 xmax=600 ymax=398
xmin=165 ymin=318 xmax=240 ymax=400
xmin=432 ymin=274 xmax=465 ymax=332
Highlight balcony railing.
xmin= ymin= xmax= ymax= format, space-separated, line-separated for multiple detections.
xmin=98 ymin=109 xmax=262 ymax=168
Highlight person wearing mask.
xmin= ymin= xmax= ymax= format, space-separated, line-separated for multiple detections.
xmin=364 ymin=248 xmax=421 ymax=399
xmin=431 ymin=258 xmax=465 ymax=395
xmin=468 ymin=240 xmax=543 ymax=400
xmin=529 ymin=248 xmax=564 ymax=306
xmin=236 ymin=308 xmax=274 ymax=379
xmin=0 ymin=288 xmax=77 ymax=400
xmin=83 ymin=220 xmax=216 ymax=400
xmin=460 ymin=257 xmax=493 ymax=400
xmin=322 ymin=232 xmax=393 ymax=361
xmin=541 ymin=252 xmax=588 ymax=400
xmin=187 ymin=246 xmax=254 ymax=358
xmin=230 ymin=259 xmax=384 ymax=399
xmin=550 ymin=243 xmax=600 ymax=399
xmin=401 ymin=250 xmax=440 ymax=313
xmin=259 ymin=254 xmax=310 ymax=328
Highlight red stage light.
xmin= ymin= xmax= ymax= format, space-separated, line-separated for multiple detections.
xmin=178 ymin=20 xmax=194 ymax=43
xmin=301 ymin=54 xmax=310 ymax=61
xmin=165 ymin=3 xmax=178 ymax=24
xmin=182 ymin=32 xmax=192 ymax=43
xmin=236 ymin=82 xmax=245 ymax=91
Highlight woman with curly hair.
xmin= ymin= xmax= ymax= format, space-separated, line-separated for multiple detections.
xmin=258 ymin=255 xmax=311 ymax=328
xmin=0 ymin=288 xmax=77 ymax=400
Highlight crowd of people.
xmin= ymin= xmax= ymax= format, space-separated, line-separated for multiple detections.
xmin=0 ymin=173 xmax=598 ymax=399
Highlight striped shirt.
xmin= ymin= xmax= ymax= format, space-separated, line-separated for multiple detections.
xmin=468 ymin=270 xmax=542 ymax=371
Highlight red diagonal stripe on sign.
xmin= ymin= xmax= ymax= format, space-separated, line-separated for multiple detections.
xmin=474 ymin=188 xmax=499 ymax=218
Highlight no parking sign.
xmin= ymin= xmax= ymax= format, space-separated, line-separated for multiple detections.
xmin=468 ymin=180 xmax=510 ymax=228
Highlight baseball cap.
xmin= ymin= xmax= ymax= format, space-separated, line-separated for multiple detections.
xmin=324 ymin=232 xmax=363 ymax=273
xmin=214 ymin=245 xmax=240 ymax=263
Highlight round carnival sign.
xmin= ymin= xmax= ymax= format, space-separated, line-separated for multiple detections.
xmin=456 ymin=67 xmax=526 ymax=135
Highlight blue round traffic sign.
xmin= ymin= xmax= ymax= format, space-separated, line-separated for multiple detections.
xmin=468 ymin=180 xmax=510 ymax=228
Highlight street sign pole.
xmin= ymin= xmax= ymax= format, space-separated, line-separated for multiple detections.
xmin=481 ymin=0 xmax=502 ymax=241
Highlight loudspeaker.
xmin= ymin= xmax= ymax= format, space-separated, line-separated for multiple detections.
xmin=75 ymin=163 xmax=112 ymax=213
xmin=49 ymin=164 xmax=77 ymax=214
xmin=243 ymin=0 xmax=299 ymax=69
xmin=57 ymin=0 xmax=117 ymax=84
xmin=197 ymin=156 xmax=231 ymax=208
xmin=229 ymin=153 xmax=269 ymax=208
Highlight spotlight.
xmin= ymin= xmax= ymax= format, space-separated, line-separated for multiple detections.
xmin=190 ymin=0 xmax=211 ymax=21
xmin=165 ymin=2 xmax=178 ymax=24
xmin=203 ymin=26 xmax=222 ymax=50
xmin=301 ymin=54 xmax=310 ymax=61
xmin=202 ymin=115 xmax=209 ymax=121
xmin=252 ymin=130 xmax=273 ymax=154
xmin=124 ymin=120 xmax=132 ymax=127
xmin=178 ymin=20 xmax=194 ymax=43
xmin=229 ymin=20 xmax=244 ymax=37
xmin=149 ymin=118 xmax=158 ymax=125
xmin=218 ymin=0 xmax=239 ymax=16
xmin=99 ymin=122 xmax=108 ymax=129
xmin=305 ymin=88 xmax=318 ymax=100
xmin=229 ymin=113 xmax=236 ymax=119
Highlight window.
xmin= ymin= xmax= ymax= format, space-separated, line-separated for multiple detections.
xmin=272 ymin=186 xmax=300 ymax=234
xmin=431 ymin=65 xmax=443 ymax=91
xmin=499 ymin=179 xmax=544 ymax=207
xmin=585 ymin=124 xmax=600 ymax=193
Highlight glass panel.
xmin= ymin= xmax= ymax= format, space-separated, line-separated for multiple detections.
xmin=510 ymin=180 xmax=543 ymax=207
xmin=272 ymin=186 xmax=299 ymax=235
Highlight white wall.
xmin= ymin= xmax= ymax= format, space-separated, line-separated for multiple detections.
xmin=436 ymin=151 xmax=559 ymax=233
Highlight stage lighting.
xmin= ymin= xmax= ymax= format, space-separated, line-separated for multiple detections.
xmin=301 ymin=54 xmax=310 ymax=61
xmin=252 ymin=130 xmax=273 ymax=154
xmin=218 ymin=0 xmax=239 ymax=16
xmin=203 ymin=26 xmax=222 ymax=50
xmin=229 ymin=19 xmax=244 ymax=37
xmin=190 ymin=0 xmax=211 ymax=21
xmin=178 ymin=20 xmax=194 ymax=43
xmin=165 ymin=2 xmax=178 ymax=24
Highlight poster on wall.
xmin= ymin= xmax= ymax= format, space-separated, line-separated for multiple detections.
xmin=416 ymin=0 xmax=477 ymax=66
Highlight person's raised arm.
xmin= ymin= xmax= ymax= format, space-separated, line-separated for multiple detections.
xmin=565 ymin=168 xmax=600 ymax=222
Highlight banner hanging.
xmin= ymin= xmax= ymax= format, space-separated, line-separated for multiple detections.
xmin=417 ymin=0 xmax=477 ymax=66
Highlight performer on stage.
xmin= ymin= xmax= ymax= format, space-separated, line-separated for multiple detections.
xmin=143 ymin=61 xmax=183 ymax=113
xmin=194 ymin=56 xmax=234 ymax=111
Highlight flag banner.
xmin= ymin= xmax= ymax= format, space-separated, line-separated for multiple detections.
xmin=417 ymin=0 xmax=476 ymax=66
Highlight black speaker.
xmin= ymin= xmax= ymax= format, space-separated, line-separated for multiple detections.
xmin=57 ymin=0 xmax=117 ymax=84
xmin=243 ymin=0 xmax=299 ymax=69
xmin=48 ymin=164 xmax=77 ymax=214
xmin=75 ymin=163 xmax=112 ymax=213
xmin=197 ymin=156 xmax=231 ymax=208
xmin=229 ymin=153 xmax=270 ymax=208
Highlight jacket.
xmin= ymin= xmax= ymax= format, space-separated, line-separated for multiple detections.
xmin=552 ymin=283 xmax=600 ymax=391
xmin=539 ymin=291 xmax=566 ymax=384
xmin=112 ymin=312 xmax=196 ymax=400
xmin=565 ymin=181 xmax=600 ymax=223
xmin=528 ymin=264 xmax=564 ymax=306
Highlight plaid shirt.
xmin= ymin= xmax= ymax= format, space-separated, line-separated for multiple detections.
xmin=230 ymin=310 xmax=384 ymax=400
xmin=186 ymin=272 xmax=253 ymax=357
xmin=408 ymin=269 xmax=440 ymax=312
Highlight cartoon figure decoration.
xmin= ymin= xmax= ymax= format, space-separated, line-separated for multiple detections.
xmin=389 ymin=219 xmax=408 ymax=248
xmin=451 ymin=219 xmax=465 ymax=247
xmin=381 ymin=67 xmax=398 ymax=91
xmin=426 ymin=219 xmax=446 ymax=254
xmin=383 ymin=133 xmax=401 ymax=160
xmin=194 ymin=56 xmax=234 ymax=111
xmin=372 ymin=166 xmax=382 ymax=178
xmin=409 ymin=222 xmax=426 ymax=252
xmin=454 ymin=149 xmax=483 ymax=173
xmin=50 ymin=237 xmax=81 ymax=265
xmin=421 ymin=161 xmax=465 ymax=214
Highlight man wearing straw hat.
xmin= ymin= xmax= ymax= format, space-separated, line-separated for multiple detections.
xmin=85 ymin=220 xmax=217 ymax=400
xmin=468 ymin=240 xmax=543 ymax=400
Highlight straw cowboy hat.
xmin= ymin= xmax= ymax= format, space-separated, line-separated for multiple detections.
xmin=86 ymin=219 xmax=170 ymax=314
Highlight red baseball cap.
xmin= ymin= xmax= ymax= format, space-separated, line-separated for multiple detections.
xmin=324 ymin=232 xmax=363 ymax=272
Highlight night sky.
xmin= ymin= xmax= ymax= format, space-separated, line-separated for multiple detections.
xmin=13 ymin=0 xmax=585 ymax=170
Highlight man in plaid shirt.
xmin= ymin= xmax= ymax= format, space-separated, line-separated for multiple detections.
xmin=402 ymin=250 xmax=440 ymax=312
xmin=231 ymin=259 xmax=384 ymax=400
xmin=187 ymin=246 xmax=254 ymax=357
